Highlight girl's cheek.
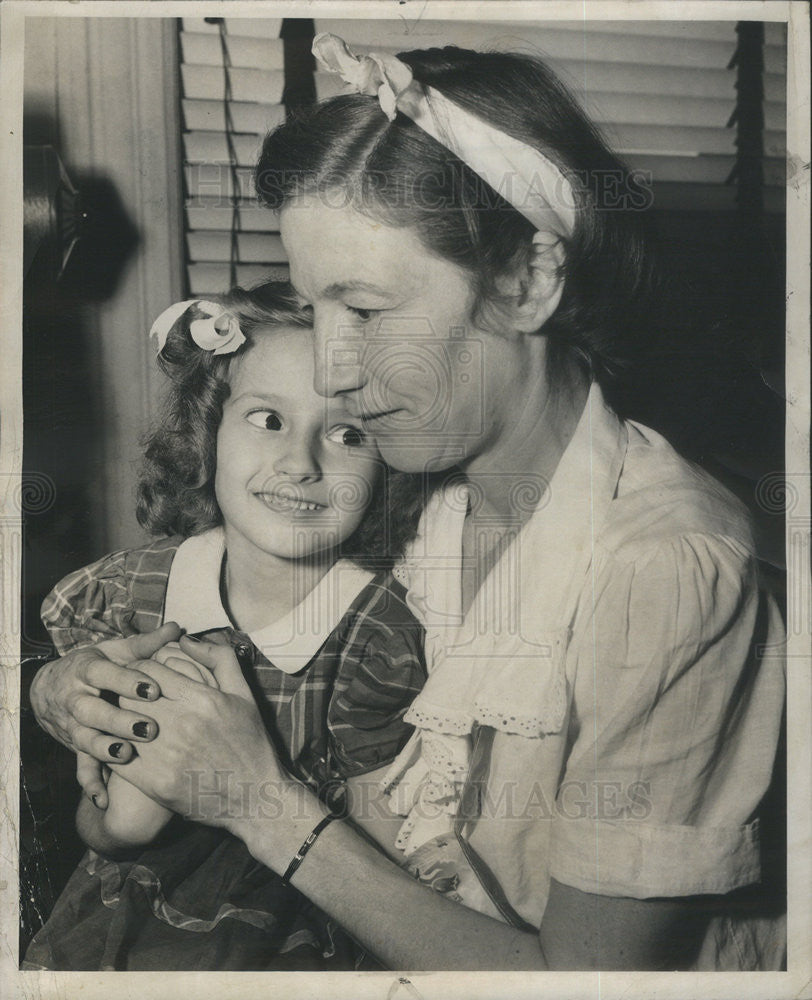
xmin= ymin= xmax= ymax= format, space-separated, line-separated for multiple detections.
xmin=360 ymin=458 xmax=383 ymax=495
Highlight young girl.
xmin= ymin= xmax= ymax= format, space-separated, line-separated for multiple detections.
xmin=23 ymin=282 xmax=428 ymax=970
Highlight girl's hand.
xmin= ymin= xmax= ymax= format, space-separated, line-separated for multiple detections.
xmin=153 ymin=640 xmax=219 ymax=688
xmin=176 ymin=635 xmax=254 ymax=700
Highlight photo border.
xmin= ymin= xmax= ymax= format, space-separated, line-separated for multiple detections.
xmin=1 ymin=2 xmax=809 ymax=997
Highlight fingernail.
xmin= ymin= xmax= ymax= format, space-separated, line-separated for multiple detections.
xmin=109 ymin=742 xmax=124 ymax=759
xmin=185 ymin=634 xmax=201 ymax=643
xmin=132 ymin=721 xmax=149 ymax=739
xmin=136 ymin=682 xmax=154 ymax=699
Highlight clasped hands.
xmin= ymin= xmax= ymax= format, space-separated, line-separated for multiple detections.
xmin=29 ymin=624 xmax=287 ymax=827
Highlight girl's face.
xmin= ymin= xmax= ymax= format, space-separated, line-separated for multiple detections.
xmin=280 ymin=196 xmax=528 ymax=474
xmin=215 ymin=325 xmax=381 ymax=566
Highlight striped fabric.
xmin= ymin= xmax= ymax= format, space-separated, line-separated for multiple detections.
xmin=41 ymin=537 xmax=426 ymax=798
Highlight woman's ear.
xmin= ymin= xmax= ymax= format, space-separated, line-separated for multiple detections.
xmin=505 ymin=230 xmax=566 ymax=334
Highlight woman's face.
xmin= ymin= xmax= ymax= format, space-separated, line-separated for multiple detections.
xmin=280 ymin=195 xmax=525 ymax=474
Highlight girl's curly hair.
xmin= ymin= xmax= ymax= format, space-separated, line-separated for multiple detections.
xmin=136 ymin=281 xmax=428 ymax=571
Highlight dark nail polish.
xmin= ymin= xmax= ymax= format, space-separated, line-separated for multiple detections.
xmin=109 ymin=742 xmax=124 ymax=759
xmin=132 ymin=721 xmax=149 ymax=739
xmin=136 ymin=682 xmax=153 ymax=699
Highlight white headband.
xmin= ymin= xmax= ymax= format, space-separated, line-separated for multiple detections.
xmin=312 ymin=32 xmax=577 ymax=238
xmin=149 ymin=299 xmax=246 ymax=356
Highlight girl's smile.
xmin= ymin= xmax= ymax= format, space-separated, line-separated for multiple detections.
xmin=253 ymin=490 xmax=328 ymax=514
xmin=215 ymin=325 xmax=381 ymax=568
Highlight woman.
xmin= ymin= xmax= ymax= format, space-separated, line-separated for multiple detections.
xmin=30 ymin=36 xmax=786 ymax=970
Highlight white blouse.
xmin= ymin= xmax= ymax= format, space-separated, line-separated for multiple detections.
xmin=385 ymin=382 xmax=786 ymax=970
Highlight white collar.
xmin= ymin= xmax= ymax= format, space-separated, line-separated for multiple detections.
xmin=396 ymin=381 xmax=628 ymax=736
xmin=162 ymin=527 xmax=375 ymax=673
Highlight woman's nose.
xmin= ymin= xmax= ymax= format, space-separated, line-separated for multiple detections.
xmin=312 ymin=311 xmax=365 ymax=398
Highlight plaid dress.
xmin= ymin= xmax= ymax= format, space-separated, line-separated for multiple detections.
xmin=24 ymin=537 xmax=426 ymax=971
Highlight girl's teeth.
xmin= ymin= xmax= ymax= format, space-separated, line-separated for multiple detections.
xmin=263 ymin=494 xmax=322 ymax=511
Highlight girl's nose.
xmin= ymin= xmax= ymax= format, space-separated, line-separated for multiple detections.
xmin=312 ymin=310 xmax=365 ymax=398
xmin=272 ymin=436 xmax=322 ymax=482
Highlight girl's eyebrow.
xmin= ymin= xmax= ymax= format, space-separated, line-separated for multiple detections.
xmin=231 ymin=391 xmax=284 ymax=405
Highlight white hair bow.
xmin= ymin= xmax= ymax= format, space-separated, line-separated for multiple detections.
xmin=313 ymin=33 xmax=413 ymax=121
xmin=149 ymin=299 xmax=246 ymax=356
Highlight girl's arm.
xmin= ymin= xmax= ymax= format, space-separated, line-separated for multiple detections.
xmin=77 ymin=773 xmax=174 ymax=858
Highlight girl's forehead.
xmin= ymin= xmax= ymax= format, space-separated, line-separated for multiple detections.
xmin=229 ymin=325 xmax=355 ymax=419
xmin=231 ymin=325 xmax=313 ymax=388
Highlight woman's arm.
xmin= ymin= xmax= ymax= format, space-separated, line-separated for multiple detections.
xmin=112 ymin=639 xmax=695 ymax=970
xmin=249 ymin=801 xmax=695 ymax=970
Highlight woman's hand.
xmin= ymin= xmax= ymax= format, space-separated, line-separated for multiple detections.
xmin=30 ymin=623 xmax=182 ymax=807
xmin=78 ymin=642 xmax=225 ymax=856
xmin=112 ymin=636 xmax=293 ymax=834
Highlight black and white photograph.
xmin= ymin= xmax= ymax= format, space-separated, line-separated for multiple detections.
xmin=1 ymin=2 xmax=809 ymax=996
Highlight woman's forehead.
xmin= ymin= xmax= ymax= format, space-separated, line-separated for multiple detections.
xmin=279 ymin=196 xmax=434 ymax=297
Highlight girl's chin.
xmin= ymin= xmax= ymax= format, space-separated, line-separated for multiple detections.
xmin=254 ymin=539 xmax=343 ymax=564
xmin=251 ymin=525 xmax=349 ymax=563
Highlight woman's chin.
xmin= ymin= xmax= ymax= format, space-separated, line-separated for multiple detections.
xmin=374 ymin=437 xmax=469 ymax=475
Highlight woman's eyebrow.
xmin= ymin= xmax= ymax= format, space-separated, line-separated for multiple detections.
xmin=322 ymin=280 xmax=392 ymax=299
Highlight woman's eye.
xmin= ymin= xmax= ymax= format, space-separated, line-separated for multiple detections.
xmin=246 ymin=410 xmax=282 ymax=431
xmin=347 ymin=306 xmax=375 ymax=322
xmin=327 ymin=425 xmax=367 ymax=448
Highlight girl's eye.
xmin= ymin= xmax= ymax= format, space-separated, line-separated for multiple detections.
xmin=246 ymin=410 xmax=282 ymax=431
xmin=327 ymin=425 xmax=367 ymax=448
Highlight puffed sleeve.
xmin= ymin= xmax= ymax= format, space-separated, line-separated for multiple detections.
xmin=328 ymin=581 xmax=427 ymax=777
xmin=40 ymin=542 xmax=175 ymax=654
xmin=549 ymin=532 xmax=785 ymax=899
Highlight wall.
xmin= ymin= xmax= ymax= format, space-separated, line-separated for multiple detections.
xmin=23 ymin=17 xmax=184 ymax=652
xmin=24 ymin=16 xmax=184 ymax=554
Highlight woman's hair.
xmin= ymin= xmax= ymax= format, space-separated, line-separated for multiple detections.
xmin=255 ymin=45 xmax=658 ymax=387
xmin=136 ymin=281 xmax=426 ymax=570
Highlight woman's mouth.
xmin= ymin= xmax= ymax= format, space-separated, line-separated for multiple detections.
xmin=254 ymin=492 xmax=327 ymax=514
xmin=361 ymin=408 xmax=401 ymax=426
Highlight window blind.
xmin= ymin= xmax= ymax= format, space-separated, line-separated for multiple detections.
xmin=761 ymin=22 xmax=788 ymax=214
xmin=179 ymin=18 xmax=786 ymax=297
xmin=313 ymin=19 xmax=787 ymax=212
xmin=181 ymin=17 xmax=289 ymax=296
